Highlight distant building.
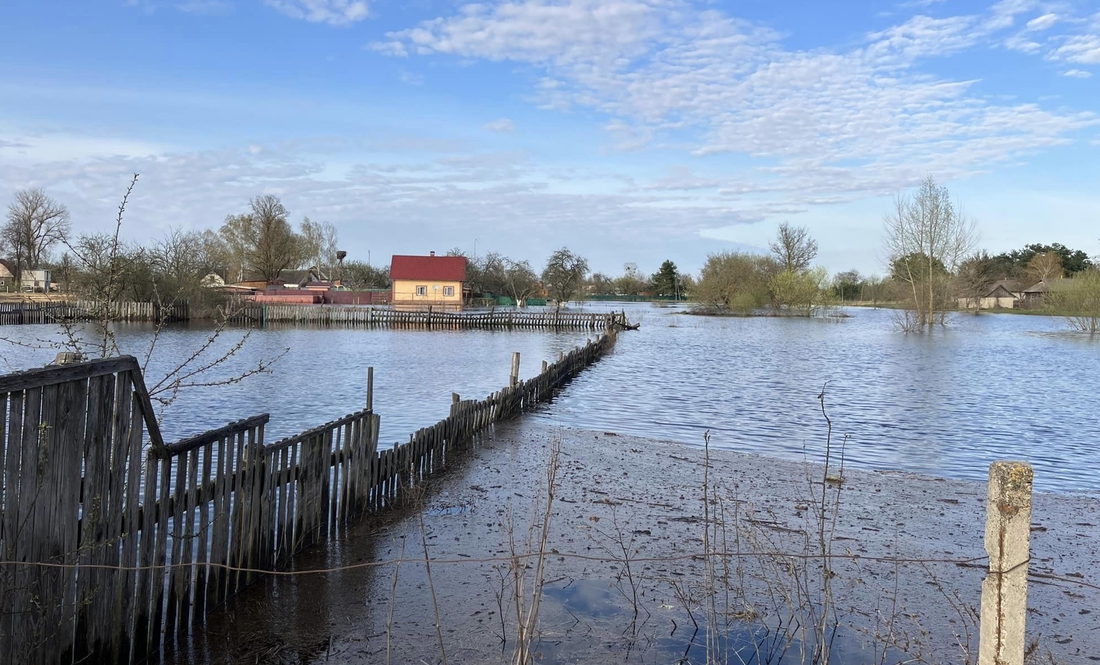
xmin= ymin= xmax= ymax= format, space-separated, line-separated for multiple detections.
xmin=1016 ymin=276 xmax=1069 ymax=307
xmin=389 ymin=252 xmax=467 ymax=306
xmin=981 ymin=279 xmax=1023 ymax=309
xmin=22 ymin=269 xmax=51 ymax=293
xmin=0 ymin=259 xmax=16 ymax=291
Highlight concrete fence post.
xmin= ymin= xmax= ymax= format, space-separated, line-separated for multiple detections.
xmin=978 ymin=461 xmax=1033 ymax=665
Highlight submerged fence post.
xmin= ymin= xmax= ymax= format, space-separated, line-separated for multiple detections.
xmin=978 ymin=461 xmax=1033 ymax=665
xmin=510 ymin=352 xmax=520 ymax=387
xmin=366 ymin=367 xmax=374 ymax=411
xmin=541 ymin=360 xmax=548 ymax=373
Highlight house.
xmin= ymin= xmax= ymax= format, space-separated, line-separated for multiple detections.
xmin=0 ymin=259 xmax=16 ymax=291
xmin=390 ymin=252 xmax=467 ymax=307
xmin=21 ymin=269 xmax=51 ymax=293
xmin=981 ymin=279 xmax=1023 ymax=309
xmin=1021 ymin=279 xmax=1068 ymax=309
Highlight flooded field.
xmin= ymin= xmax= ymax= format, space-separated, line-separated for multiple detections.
xmin=2 ymin=303 xmax=1097 ymax=492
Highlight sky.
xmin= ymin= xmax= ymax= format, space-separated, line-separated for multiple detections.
xmin=1 ymin=0 xmax=1098 ymax=277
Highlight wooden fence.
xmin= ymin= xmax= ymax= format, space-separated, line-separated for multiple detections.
xmin=0 ymin=299 xmax=625 ymax=331
xmin=245 ymin=304 xmax=626 ymax=330
xmin=0 ymin=300 xmax=189 ymax=325
xmin=0 ymin=330 xmax=616 ymax=664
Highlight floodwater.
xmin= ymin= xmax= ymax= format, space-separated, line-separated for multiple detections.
xmin=1 ymin=303 xmax=1097 ymax=492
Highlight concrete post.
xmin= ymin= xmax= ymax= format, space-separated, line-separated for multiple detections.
xmin=978 ymin=461 xmax=1033 ymax=665
xmin=510 ymin=352 xmax=521 ymax=387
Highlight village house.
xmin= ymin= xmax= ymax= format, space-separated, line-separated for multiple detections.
xmin=390 ymin=252 xmax=467 ymax=307
xmin=0 ymin=259 xmax=16 ymax=291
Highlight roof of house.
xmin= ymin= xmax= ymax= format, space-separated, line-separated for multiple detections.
xmin=1024 ymin=279 xmax=1072 ymax=294
xmin=0 ymin=259 xmax=16 ymax=278
xmin=983 ymin=279 xmax=1023 ymax=297
xmin=390 ymin=255 xmax=467 ymax=282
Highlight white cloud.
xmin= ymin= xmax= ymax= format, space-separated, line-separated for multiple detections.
xmin=1063 ymin=68 xmax=1093 ymax=77
xmin=1053 ymin=34 xmax=1100 ymax=63
xmin=1026 ymin=13 xmax=1059 ymax=31
xmin=483 ymin=118 xmax=516 ymax=133
xmin=265 ymin=0 xmax=369 ymax=26
xmin=375 ymin=0 xmax=1096 ymax=202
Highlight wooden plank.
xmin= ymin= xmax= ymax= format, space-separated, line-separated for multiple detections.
xmin=0 ymin=356 xmax=136 ymax=394
xmin=31 ymin=383 xmax=62 ymax=665
xmin=150 ymin=455 xmax=172 ymax=648
xmin=207 ymin=435 xmax=229 ymax=609
xmin=164 ymin=414 xmax=270 ymax=456
xmin=176 ymin=446 xmax=200 ymax=630
xmin=193 ymin=440 xmax=213 ymax=617
xmin=117 ymin=395 xmax=144 ymax=661
xmin=55 ymin=376 xmax=87 ymax=663
xmin=1 ymin=390 xmax=24 ymax=663
xmin=227 ymin=430 xmax=246 ymax=595
xmin=135 ymin=447 xmax=159 ymax=659
xmin=163 ymin=450 xmax=188 ymax=634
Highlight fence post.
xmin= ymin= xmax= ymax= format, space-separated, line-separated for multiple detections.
xmin=366 ymin=367 xmax=374 ymax=412
xmin=978 ymin=461 xmax=1033 ymax=665
xmin=510 ymin=352 xmax=521 ymax=387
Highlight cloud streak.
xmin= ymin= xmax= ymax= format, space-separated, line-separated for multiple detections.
xmin=265 ymin=0 xmax=369 ymax=26
xmin=376 ymin=0 xmax=1097 ymax=202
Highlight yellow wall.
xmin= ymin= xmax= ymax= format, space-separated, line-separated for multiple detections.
xmin=392 ymin=279 xmax=464 ymax=304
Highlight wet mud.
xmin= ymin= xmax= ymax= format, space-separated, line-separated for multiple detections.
xmin=159 ymin=420 xmax=1100 ymax=665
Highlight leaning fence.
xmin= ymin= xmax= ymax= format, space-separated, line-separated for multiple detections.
xmin=0 ymin=330 xmax=616 ymax=665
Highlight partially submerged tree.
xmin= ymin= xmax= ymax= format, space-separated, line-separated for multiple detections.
xmin=1045 ymin=269 xmax=1100 ymax=334
xmin=694 ymin=251 xmax=778 ymax=314
xmin=769 ymin=222 xmax=818 ymax=274
xmin=884 ymin=177 xmax=977 ymax=328
xmin=2 ymin=188 xmax=71 ymax=276
xmin=502 ymin=259 xmax=540 ymax=306
xmin=541 ymin=248 xmax=588 ymax=313
xmin=770 ymin=267 xmax=831 ymax=316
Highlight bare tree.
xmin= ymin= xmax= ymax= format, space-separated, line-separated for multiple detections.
xmin=769 ymin=221 xmax=818 ymax=274
xmin=502 ymin=259 xmax=539 ymax=307
xmin=219 ymin=195 xmax=302 ymax=283
xmin=541 ymin=248 xmax=588 ymax=313
xmin=2 ymin=188 xmax=71 ymax=275
xmin=299 ymin=217 xmax=339 ymax=279
xmin=1026 ymin=251 xmax=1063 ymax=283
xmin=884 ymin=176 xmax=977 ymax=328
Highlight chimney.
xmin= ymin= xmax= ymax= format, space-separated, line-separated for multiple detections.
xmin=430 ymin=251 xmax=436 ymax=257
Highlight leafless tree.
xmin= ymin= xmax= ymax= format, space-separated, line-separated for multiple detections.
xmin=769 ymin=221 xmax=818 ymax=274
xmin=1026 ymin=251 xmax=1063 ymax=283
xmin=502 ymin=259 xmax=539 ymax=307
xmin=219 ymin=195 xmax=302 ymax=283
xmin=884 ymin=176 xmax=977 ymax=328
xmin=299 ymin=217 xmax=339 ymax=279
xmin=2 ymin=188 xmax=71 ymax=275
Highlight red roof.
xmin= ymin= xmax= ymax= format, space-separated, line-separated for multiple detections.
xmin=389 ymin=255 xmax=467 ymax=282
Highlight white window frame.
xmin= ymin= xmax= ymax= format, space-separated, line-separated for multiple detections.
xmin=416 ymin=285 xmax=427 ymax=296
xmin=443 ymin=286 xmax=455 ymax=297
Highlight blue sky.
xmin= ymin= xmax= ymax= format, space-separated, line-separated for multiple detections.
xmin=1 ymin=0 xmax=1098 ymax=277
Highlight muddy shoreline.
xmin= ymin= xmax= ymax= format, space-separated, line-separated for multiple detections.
xmin=161 ymin=420 xmax=1100 ymax=664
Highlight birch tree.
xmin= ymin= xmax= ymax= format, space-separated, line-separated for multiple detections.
xmin=884 ymin=177 xmax=976 ymax=328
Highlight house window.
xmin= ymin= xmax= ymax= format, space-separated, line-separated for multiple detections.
xmin=443 ymin=286 xmax=455 ymax=297
xmin=416 ymin=285 xmax=427 ymax=296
